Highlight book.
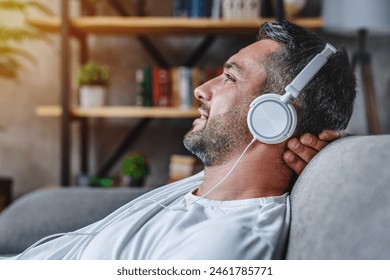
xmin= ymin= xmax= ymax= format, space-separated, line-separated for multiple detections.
xmin=211 ymin=0 xmax=222 ymax=18
xmin=178 ymin=66 xmax=193 ymax=108
xmin=222 ymin=0 xmax=260 ymax=19
xmin=188 ymin=0 xmax=206 ymax=18
xmin=170 ymin=67 xmax=180 ymax=107
xmin=172 ymin=0 xmax=187 ymax=17
xmin=152 ymin=66 xmax=161 ymax=106
xmin=158 ymin=68 xmax=172 ymax=107
xmin=134 ymin=68 xmax=144 ymax=106
xmin=222 ymin=0 xmax=234 ymax=19
xmin=152 ymin=67 xmax=172 ymax=107
xmin=173 ymin=0 xmax=213 ymax=18
xmin=244 ymin=0 xmax=261 ymax=19
xmin=232 ymin=0 xmax=244 ymax=19
xmin=142 ymin=65 xmax=153 ymax=107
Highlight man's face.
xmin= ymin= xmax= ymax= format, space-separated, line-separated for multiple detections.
xmin=184 ymin=39 xmax=280 ymax=166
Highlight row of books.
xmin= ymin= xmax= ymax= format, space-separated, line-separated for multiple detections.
xmin=135 ymin=66 xmax=223 ymax=108
xmin=172 ymin=0 xmax=261 ymax=19
xmin=172 ymin=0 xmax=216 ymax=18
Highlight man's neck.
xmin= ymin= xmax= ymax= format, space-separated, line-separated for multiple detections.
xmin=195 ymin=142 xmax=293 ymax=201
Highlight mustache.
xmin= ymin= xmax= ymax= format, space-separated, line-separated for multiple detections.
xmin=199 ymin=102 xmax=210 ymax=115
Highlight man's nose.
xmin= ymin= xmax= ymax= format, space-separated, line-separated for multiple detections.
xmin=194 ymin=78 xmax=215 ymax=102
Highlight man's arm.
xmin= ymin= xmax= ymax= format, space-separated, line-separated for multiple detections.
xmin=284 ymin=130 xmax=344 ymax=175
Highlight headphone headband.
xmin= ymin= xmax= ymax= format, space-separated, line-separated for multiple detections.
xmin=281 ymin=43 xmax=337 ymax=104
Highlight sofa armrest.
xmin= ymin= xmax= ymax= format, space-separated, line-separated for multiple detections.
xmin=0 ymin=187 xmax=150 ymax=255
xmin=286 ymin=135 xmax=390 ymax=259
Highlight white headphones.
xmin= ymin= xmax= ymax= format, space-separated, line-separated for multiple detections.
xmin=247 ymin=43 xmax=337 ymax=144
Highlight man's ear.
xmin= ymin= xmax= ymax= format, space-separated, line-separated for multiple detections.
xmin=291 ymin=100 xmax=299 ymax=113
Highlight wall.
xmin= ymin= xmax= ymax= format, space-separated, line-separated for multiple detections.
xmin=0 ymin=0 xmax=389 ymax=199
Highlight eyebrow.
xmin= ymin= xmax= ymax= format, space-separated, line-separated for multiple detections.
xmin=223 ymin=62 xmax=244 ymax=76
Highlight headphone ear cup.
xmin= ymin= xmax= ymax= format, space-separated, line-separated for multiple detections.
xmin=247 ymin=93 xmax=297 ymax=144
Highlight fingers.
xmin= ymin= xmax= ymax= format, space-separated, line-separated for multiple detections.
xmin=319 ymin=130 xmax=348 ymax=141
xmin=299 ymin=133 xmax=328 ymax=151
xmin=283 ymin=149 xmax=306 ymax=175
xmin=287 ymin=137 xmax=318 ymax=163
xmin=284 ymin=134 xmax=329 ymax=175
xmin=284 ymin=131 xmax=349 ymax=176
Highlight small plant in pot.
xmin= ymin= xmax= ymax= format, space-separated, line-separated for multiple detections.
xmin=120 ymin=153 xmax=150 ymax=187
xmin=77 ymin=62 xmax=110 ymax=107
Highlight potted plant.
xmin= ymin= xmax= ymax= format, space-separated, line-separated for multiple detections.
xmin=76 ymin=62 xmax=110 ymax=107
xmin=120 ymin=153 xmax=149 ymax=187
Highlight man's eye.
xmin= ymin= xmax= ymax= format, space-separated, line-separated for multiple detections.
xmin=224 ymin=73 xmax=236 ymax=83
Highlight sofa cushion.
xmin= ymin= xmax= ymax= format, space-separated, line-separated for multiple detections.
xmin=286 ymin=135 xmax=390 ymax=259
xmin=0 ymin=187 xmax=150 ymax=255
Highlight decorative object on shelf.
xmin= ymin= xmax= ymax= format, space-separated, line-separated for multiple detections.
xmin=0 ymin=0 xmax=52 ymax=79
xmin=272 ymin=0 xmax=306 ymax=19
xmin=323 ymin=0 xmax=390 ymax=135
xmin=77 ymin=62 xmax=110 ymax=107
xmin=283 ymin=0 xmax=306 ymax=18
xmin=74 ymin=173 xmax=114 ymax=188
xmin=168 ymin=154 xmax=198 ymax=183
xmin=89 ymin=176 xmax=114 ymax=188
xmin=120 ymin=153 xmax=150 ymax=187
xmin=222 ymin=0 xmax=261 ymax=20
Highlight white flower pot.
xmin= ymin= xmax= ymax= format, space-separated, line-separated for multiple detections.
xmin=79 ymin=85 xmax=107 ymax=107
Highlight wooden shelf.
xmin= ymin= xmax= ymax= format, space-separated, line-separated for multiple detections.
xmin=26 ymin=16 xmax=323 ymax=36
xmin=36 ymin=105 xmax=199 ymax=118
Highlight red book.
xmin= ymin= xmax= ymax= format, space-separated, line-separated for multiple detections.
xmin=158 ymin=68 xmax=172 ymax=107
xmin=152 ymin=66 xmax=161 ymax=107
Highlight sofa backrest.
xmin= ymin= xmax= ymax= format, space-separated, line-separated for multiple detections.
xmin=286 ymin=135 xmax=390 ymax=259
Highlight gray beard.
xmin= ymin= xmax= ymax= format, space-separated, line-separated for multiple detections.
xmin=183 ymin=109 xmax=250 ymax=167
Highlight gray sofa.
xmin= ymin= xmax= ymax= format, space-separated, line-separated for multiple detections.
xmin=0 ymin=135 xmax=389 ymax=259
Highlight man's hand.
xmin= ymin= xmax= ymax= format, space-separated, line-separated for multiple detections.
xmin=283 ymin=130 xmax=346 ymax=175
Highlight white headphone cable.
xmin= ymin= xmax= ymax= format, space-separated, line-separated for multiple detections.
xmin=166 ymin=137 xmax=257 ymax=211
xmin=15 ymin=231 xmax=100 ymax=260
xmin=195 ymin=137 xmax=256 ymax=199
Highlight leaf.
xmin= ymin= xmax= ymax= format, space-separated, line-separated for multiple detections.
xmin=0 ymin=0 xmax=53 ymax=16
xmin=0 ymin=45 xmax=37 ymax=63
xmin=0 ymin=26 xmax=44 ymax=42
xmin=0 ymin=56 xmax=19 ymax=79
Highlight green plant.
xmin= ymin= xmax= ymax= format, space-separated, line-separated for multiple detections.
xmin=77 ymin=62 xmax=110 ymax=87
xmin=120 ymin=153 xmax=149 ymax=181
xmin=0 ymin=0 xmax=53 ymax=79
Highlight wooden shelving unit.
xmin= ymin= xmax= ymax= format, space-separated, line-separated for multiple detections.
xmin=36 ymin=105 xmax=199 ymax=118
xmin=30 ymin=2 xmax=323 ymax=186
xmin=27 ymin=16 xmax=322 ymax=36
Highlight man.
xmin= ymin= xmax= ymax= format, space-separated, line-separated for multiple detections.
xmin=8 ymin=21 xmax=355 ymax=260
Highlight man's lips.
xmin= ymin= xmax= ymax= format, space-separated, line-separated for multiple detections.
xmin=198 ymin=105 xmax=209 ymax=120
xmin=192 ymin=107 xmax=208 ymax=129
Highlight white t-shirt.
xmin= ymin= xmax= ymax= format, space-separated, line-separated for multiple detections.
xmin=11 ymin=172 xmax=290 ymax=260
